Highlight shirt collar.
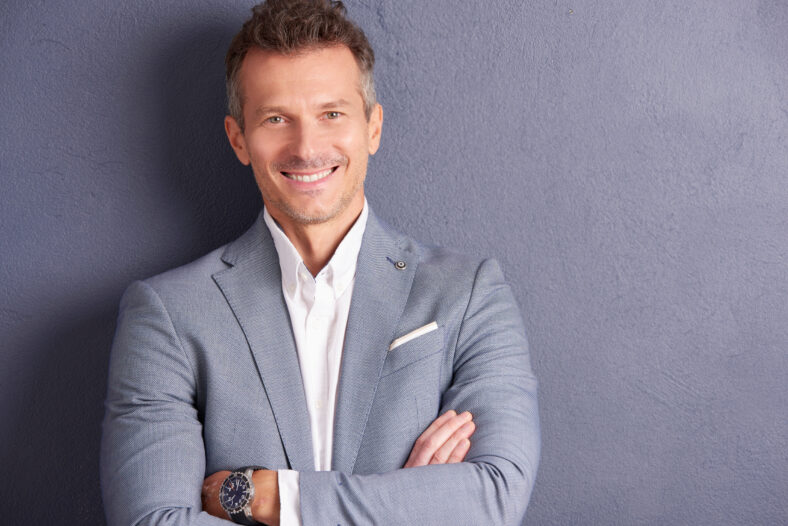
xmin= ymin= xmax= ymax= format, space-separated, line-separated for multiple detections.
xmin=263 ymin=199 xmax=368 ymax=298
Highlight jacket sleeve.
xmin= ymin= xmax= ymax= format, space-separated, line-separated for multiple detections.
xmin=297 ymin=258 xmax=541 ymax=525
xmin=100 ymin=280 xmax=230 ymax=526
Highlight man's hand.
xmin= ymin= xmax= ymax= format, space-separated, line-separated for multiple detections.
xmin=202 ymin=469 xmax=280 ymax=526
xmin=404 ymin=410 xmax=475 ymax=468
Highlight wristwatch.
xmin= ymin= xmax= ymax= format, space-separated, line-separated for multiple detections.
xmin=219 ymin=466 xmax=266 ymax=525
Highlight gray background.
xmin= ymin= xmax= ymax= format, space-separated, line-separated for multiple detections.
xmin=1 ymin=1 xmax=786 ymax=524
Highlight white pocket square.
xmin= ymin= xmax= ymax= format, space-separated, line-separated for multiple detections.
xmin=388 ymin=321 xmax=439 ymax=351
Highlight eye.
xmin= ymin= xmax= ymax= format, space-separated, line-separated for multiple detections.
xmin=266 ymin=116 xmax=284 ymax=124
xmin=325 ymin=111 xmax=341 ymax=119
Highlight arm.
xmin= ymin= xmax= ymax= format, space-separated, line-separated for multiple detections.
xmin=295 ymin=259 xmax=540 ymax=525
xmin=100 ymin=281 xmax=230 ymax=526
xmin=201 ymin=409 xmax=477 ymax=525
xmin=103 ymin=280 xmax=481 ymax=526
xmin=213 ymin=259 xmax=538 ymax=525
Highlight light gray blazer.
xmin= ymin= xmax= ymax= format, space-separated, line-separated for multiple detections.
xmin=101 ymin=208 xmax=540 ymax=526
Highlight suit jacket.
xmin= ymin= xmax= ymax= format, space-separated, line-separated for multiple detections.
xmin=101 ymin=208 xmax=540 ymax=526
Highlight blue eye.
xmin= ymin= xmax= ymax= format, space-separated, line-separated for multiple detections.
xmin=267 ymin=116 xmax=283 ymax=124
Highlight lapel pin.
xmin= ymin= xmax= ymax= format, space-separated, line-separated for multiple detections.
xmin=394 ymin=260 xmax=407 ymax=270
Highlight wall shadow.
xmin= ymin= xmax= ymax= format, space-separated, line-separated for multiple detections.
xmin=152 ymin=17 xmax=262 ymax=260
xmin=1 ymin=14 xmax=261 ymax=525
xmin=2 ymin=308 xmax=116 ymax=525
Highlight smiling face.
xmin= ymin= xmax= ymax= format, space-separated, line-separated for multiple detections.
xmin=225 ymin=45 xmax=382 ymax=231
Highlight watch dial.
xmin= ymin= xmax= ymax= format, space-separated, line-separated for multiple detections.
xmin=219 ymin=472 xmax=252 ymax=512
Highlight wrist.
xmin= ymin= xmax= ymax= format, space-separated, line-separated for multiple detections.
xmin=251 ymin=469 xmax=280 ymax=526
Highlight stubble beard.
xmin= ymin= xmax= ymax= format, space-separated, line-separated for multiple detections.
xmin=269 ymin=180 xmax=362 ymax=225
xmin=265 ymin=154 xmax=365 ymax=226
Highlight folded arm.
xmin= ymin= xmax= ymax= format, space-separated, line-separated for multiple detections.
xmin=211 ymin=259 xmax=540 ymax=525
xmin=293 ymin=258 xmax=540 ymax=525
xmin=102 ymin=257 xmax=539 ymax=526
xmin=200 ymin=409 xmax=477 ymax=525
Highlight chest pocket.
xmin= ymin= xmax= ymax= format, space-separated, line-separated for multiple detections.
xmin=380 ymin=326 xmax=445 ymax=378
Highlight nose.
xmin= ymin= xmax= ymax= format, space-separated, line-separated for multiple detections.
xmin=289 ymin=119 xmax=323 ymax=161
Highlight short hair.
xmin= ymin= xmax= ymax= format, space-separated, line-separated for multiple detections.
xmin=225 ymin=0 xmax=377 ymax=131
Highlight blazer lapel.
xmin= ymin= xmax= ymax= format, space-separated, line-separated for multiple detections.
xmin=212 ymin=213 xmax=315 ymax=471
xmin=332 ymin=210 xmax=418 ymax=473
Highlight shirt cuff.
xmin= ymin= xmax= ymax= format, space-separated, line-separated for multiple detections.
xmin=277 ymin=469 xmax=302 ymax=526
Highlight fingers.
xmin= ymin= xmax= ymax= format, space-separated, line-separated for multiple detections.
xmin=418 ymin=408 xmax=458 ymax=438
xmin=429 ymin=420 xmax=475 ymax=464
xmin=447 ymin=437 xmax=471 ymax=463
xmin=404 ymin=409 xmax=475 ymax=468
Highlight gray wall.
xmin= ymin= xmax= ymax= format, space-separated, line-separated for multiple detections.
xmin=2 ymin=1 xmax=786 ymax=524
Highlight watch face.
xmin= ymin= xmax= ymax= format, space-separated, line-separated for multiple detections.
xmin=219 ymin=472 xmax=253 ymax=513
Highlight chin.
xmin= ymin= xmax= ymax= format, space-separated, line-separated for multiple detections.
xmin=279 ymin=202 xmax=344 ymax=225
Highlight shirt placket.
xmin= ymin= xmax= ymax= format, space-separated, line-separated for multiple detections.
xmin=303 ymin=272 xmax=334 ymax=470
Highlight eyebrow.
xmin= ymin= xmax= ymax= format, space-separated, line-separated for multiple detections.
xmin=254 ymin=105 xmax=288 ymax=118
xmin=317 ymin=99 xmax=353 ymax=110
xmin=253 ymin=99 xmax=354 ymax=117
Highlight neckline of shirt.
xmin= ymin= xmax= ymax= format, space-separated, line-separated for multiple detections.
xmin=262 ymin=199 xmax=369 ymax=301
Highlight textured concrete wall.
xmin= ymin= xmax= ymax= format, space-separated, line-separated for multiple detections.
xmin=2 ymin=1 xmax=787 ymax=524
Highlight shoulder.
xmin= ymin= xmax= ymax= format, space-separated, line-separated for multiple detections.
xmin=129 ymin=213 xmax=266 ymax=302
xmin=391 ymin=227 xmax=511 ymax=315
xmin=370 ymin=213 xmax=491 ymax=282
xmin=119 ymin=244 xmax=230 ymax=313
xmin=416 ymin=241 xmax=484 ymax=281
xmin=397 ymin=230 xmax=505 ymax=292
xmin=144 ymin=245 xmax=228 ymax=289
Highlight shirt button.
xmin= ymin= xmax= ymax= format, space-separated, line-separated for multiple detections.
xmin=315 ymin=400 xmax=323 ymax=409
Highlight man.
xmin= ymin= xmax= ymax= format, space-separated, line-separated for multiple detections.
xmin=100 ymin=1 xmax=540 ymax=525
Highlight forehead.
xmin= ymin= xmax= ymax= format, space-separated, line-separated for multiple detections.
xmin=239 ymin=45 xmax=364 ymax=109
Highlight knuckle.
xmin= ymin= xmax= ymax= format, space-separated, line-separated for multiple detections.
xmin=424 ymin=437 xmax=439 ymax=450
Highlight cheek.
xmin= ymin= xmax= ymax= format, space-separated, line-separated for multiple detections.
xmin=336 ymin=129 xmax=370 ymax=163
xmin=332 ymin=121 xmax=368 ymax=148
xmin=246 ymin=138 xmax=284 ymax=173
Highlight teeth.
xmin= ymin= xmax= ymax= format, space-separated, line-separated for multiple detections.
xmin=283 ymin=168 xmax=333 ymax=182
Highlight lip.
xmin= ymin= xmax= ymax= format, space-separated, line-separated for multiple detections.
xmin=280 ymin=166 xmax=339 ymax=187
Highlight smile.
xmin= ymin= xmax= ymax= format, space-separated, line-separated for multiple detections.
xmin=281 ymin=167 xmax=337 ymax=182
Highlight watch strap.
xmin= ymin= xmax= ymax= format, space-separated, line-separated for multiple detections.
xmin=229 ymin=508 xmax=258 ymax=526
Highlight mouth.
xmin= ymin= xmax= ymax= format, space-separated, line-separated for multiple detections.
xmin=281 ymin=166 xmax=338 ymax=183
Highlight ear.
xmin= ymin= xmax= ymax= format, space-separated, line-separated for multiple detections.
xmin=367 ymin=103 xmax=383 ymax=155
xmin=225 ymin=115 xmax=250 ymax=166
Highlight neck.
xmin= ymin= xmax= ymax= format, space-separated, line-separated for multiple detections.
xmin=268 ymin=198 xmax=364 ymax=276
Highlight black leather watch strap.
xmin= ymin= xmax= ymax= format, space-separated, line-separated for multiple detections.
xmin=229 ymin=509 xmax=258 ymax=526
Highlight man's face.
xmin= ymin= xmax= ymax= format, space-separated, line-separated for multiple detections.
xmin=225 ymin=46 xmax=382 ymax=230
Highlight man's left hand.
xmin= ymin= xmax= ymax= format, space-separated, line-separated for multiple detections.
xmin=403 ymin=409 xmax=475 ymax=468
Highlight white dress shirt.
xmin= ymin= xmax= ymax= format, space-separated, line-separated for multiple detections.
xmin=262 ymin=201 xmax=368 ymax=526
